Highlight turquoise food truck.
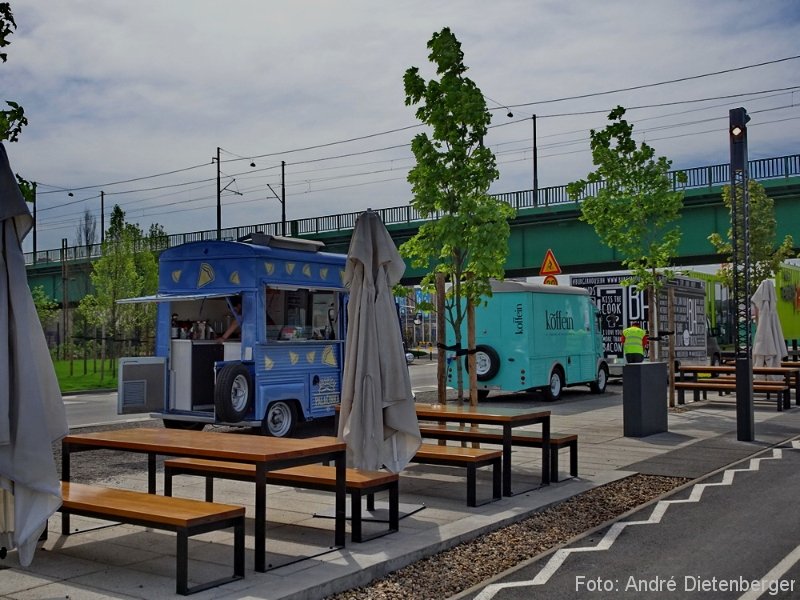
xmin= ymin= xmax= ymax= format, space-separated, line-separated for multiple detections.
xmin=117 ymin=234 xmax=347 ymax=436
xmin=447 ymin=280 xmax=608 ymax=401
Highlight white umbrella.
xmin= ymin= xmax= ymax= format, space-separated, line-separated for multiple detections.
xmin=751 ymin=279 xmax=788 ymax=375
xmin=0 ymin=143 xmax=68 ymax=566
xmin=338 ymin=210 xmax=421 ymax=473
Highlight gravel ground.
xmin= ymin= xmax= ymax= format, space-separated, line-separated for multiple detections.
xmin=325 ymin=473 xmax=687 ymax=600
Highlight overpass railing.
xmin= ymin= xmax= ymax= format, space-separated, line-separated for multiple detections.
xmin=25 ymin=153 xmax=800 ymax=265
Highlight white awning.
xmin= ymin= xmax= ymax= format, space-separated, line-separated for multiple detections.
xmin=117 ymin=291 xmax=239 ymax=304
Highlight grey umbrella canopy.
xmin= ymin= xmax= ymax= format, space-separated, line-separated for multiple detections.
xmin=338 ymin=210 xmax=421 ymax=473
xmin=751 ymin=279 xmax=788 ymax=372
xmin=0 ymin=143 xmax=68 ymax=565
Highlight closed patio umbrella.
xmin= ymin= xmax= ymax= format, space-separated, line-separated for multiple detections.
xmin=338 ymin=210 xmax=421 ymax=473
xmin=0 ymin=143 xmax=68 ymax=565
xmin=751 ymin=279 xmax=787 ymax=375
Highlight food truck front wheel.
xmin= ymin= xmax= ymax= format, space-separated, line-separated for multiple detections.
xmin=214 ymin=363 xmax=254 ymax=422
xmin=590 ymin=364 xmax=609 ymax=394
xmin=260 ymin=401 xmax=297 ymax=437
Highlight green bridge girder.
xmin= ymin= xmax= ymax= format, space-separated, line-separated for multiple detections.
xmin=26 ymin=175 xmax=800 ymax=305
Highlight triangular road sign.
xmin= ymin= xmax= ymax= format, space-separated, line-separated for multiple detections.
xmin=539 ymin=249 xmax=561 ymax=276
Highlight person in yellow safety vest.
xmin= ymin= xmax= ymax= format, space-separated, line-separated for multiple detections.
xmin=621 ymin=323 xmax=648 ymax=364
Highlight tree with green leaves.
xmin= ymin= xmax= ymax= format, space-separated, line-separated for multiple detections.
xmin=708 ymin=179 xmax=796 ymax=292
xmin=1 ymin=3 xmax=27 ymax=143
xmin=401 ymin=27 xmax=515 ymax=405
xmin=567 ymin=106 xmax=685 ymax=353
xmin=30 ymin=284 xmax=58 ymax=331
xmin=77 ymin=205 xmax=160 ymax=378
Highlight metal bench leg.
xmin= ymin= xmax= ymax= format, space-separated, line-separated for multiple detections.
xmin=550 ymin=445 xmax=560 ymax=483
xmin=233 ymin=517 xmax=245 ymax=578
xmin=351 ymin=489 xmax=363 ymax=543
xmin=366 ymin=492 xmax=375 ymax=512
xmin=389 ymin=483 xmax=399 ymax=535
xmin=176 ymin=530 xmax=189 ymax=595
xmin=467 ymin=465 xmax=477 ymax=507
xmin=205 ymin=476 xmax=214 ymax=502
xmin=678 ymin=388 xmax=685 ymax=405
xmin=570 ymin=442 xmax=578 ymax=477
xmin=492 ymin=459 xmax=501 ymax=501
xmin=164 ymin=467 xmax=173 ymax=497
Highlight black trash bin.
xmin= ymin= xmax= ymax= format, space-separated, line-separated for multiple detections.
xmin=623 ymin=362 xmax=668 ymax=437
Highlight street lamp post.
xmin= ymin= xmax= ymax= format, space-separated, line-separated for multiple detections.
xmin=729 ymin=106 xmax=753 ymax=441
xmin=532 ymin=114 xmax=539 ymax=206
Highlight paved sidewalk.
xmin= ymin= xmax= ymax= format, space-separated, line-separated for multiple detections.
xmin=1 ymin=385 xmax=797 ymax=600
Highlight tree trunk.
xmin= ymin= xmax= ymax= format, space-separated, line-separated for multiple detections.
xmin=436 ymin=273 xmax=447 ymax=404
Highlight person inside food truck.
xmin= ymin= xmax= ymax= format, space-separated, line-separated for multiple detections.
xmin=217 ymin=297 xmax=242 ymax=342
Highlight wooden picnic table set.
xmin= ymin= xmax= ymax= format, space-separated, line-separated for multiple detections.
xmin=674 ymin=363 xmax=800 ymax=411
xmin=58 ymin=403 xmax=571 ymax=594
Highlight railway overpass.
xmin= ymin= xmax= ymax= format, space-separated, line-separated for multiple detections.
xmin=26 ymin=153 xmax=800 ymax=304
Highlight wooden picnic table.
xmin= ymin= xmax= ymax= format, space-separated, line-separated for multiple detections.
xmin=414 ymin=403 xmax=551 ymax=495
xmin=61 ymin=428 xmax=347 ymax=573
xmin=676 ymin=364 xmax=800 ymax=406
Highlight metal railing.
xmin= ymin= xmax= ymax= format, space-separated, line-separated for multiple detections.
xmin=25 ymin=153 xmax=800 ymax=266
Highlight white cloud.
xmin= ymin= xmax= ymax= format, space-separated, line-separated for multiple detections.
xmin=2 ymin=0 xmax=798 ymax=251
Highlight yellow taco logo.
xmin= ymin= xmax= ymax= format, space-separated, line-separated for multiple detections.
xmin=264 ymin=355 xmax=274 ymax=370
xmin=322 ymin=345 xmax=337 ymax=367
xmin=229 ymin=271 xmax=240 ymax=285
xmin=339 ymin=269 xmax=345 ymax=284
xmin=306 ymin=351 xmax=316 ymax=364
xmin=197 ymin=263 xmax=215 ymax=288
xmin=320 ymin=267 xmax=328 ymax=280
xmin=264 ymin=262 xmax=275 ymax=276
xmin=286 ymin=262 xmax=296 ymax=275
xmin=171 ymin=270 xmax=182 ymax=283
xmin=289 ymin=351 xmax=299 ymax=365
xmin=302 ymin=264 xmax=312 ymax=277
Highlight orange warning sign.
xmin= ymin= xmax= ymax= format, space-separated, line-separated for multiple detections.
xmin=543 ymin=275 xmax=558 ymax=285
xmin=539 ymin=249 xmax=561 ymax=276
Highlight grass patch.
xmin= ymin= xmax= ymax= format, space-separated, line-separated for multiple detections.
xmin=53 ymin=359 xmax=117 ymax=393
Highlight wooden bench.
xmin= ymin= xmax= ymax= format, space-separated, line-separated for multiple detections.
xmin=409 ymin=443 xmax=501 ymax=507
xmin=674 ymin=381 xmax=789 ymax=411
xmin=418 ymin=424 xmax=578 ymax=483
xmin=59 ymin=481 xmax=244 ymax=595
xmin=164 ymin=459 xmax=399 ymax=543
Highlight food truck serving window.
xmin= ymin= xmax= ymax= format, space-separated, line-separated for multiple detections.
xmin=266 ymin=286 xmax=339 ymax=341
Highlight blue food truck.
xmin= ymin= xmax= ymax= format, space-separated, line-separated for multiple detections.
xmin=447 ymin=280 xmax=608 ymax=401
xmin=117 ymin=234 xmax=347 ymax=436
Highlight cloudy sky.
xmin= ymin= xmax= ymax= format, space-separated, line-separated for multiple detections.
xmin=3 ymin=0 xmax=799 ymax=253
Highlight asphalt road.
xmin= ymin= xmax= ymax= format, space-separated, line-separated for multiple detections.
xmin=463 ymin=441 xmax=800 ymax=600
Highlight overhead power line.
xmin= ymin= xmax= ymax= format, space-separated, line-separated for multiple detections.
xmin=505 ymin=54 xmax=800 ymax=108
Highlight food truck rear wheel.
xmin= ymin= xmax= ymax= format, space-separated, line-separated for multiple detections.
xmin=590 ymin=364 xmax=609 ymax=394
xmin=214 ymin=363 xmax=254 ymax=422
xmin=261 ymin=401 xmax=297 ymax=437
xmin=543 ymin=367 xmax=564 ymax=401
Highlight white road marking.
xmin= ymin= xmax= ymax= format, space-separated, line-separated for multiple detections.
xmin=475 ymin=448 xmax=786 ymax=600
xmin=737 ymin=542 xmax=800 ymax=600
